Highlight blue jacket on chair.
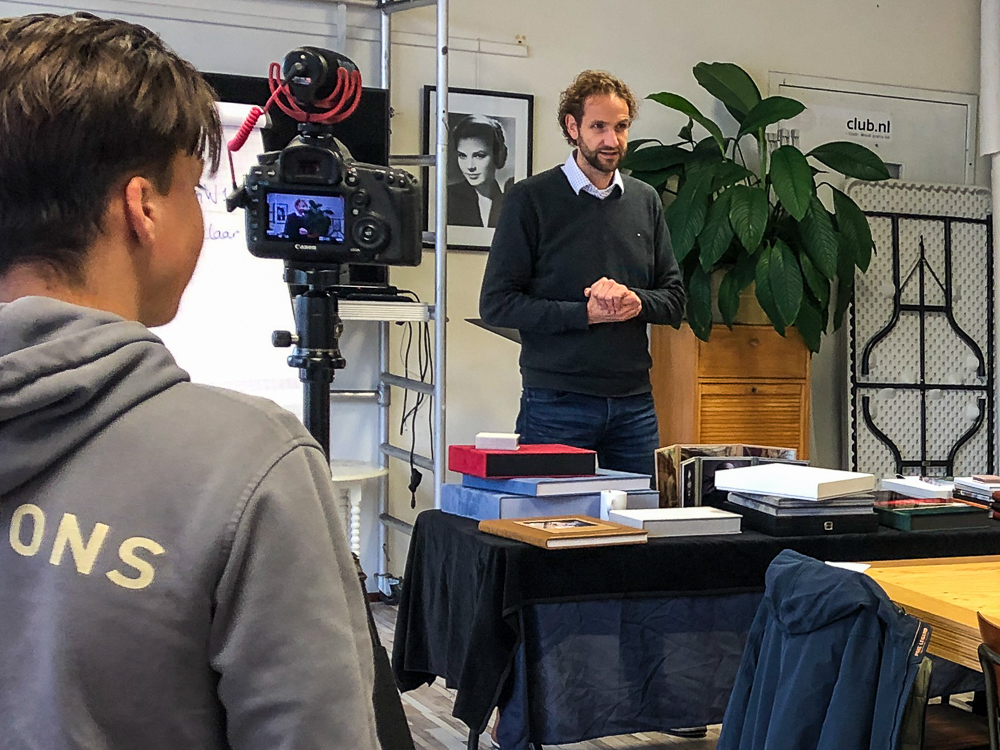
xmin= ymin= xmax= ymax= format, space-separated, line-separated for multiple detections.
xmin=717 ymin=549 xmax=931 ymax=750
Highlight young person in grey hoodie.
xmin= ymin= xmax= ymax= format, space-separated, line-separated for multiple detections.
xmin=0 ymin=13 xmax=382 ymax=750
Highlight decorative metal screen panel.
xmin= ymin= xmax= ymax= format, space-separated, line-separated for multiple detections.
xmin=845 ymin=179 xmax=994 ymax=477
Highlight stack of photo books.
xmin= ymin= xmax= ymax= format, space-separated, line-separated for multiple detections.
xmin=713 ymin=463 xmax=878 ymax=536
xmin=443 ymin=443 xmax=657 ymax=521
xmin=654 ymin=443 xmax=798 ymax=508
xmin=951 ymin=475 xmax=1000 ymax=511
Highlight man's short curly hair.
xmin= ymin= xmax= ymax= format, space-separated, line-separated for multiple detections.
xmin=557 ymin=70 xmax=638 ymax=146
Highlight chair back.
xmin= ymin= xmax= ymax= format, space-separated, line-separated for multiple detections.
xmin=976 ymin=611 xmax=1000 ymax=750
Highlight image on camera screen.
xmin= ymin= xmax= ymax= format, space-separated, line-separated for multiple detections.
xmin=266 ymin=192 xmax=346 ymax=243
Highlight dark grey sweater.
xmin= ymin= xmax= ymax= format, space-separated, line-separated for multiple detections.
xmin=479 ymin=166 xmax=686 ymax=396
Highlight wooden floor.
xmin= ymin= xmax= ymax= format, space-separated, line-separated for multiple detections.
xmin=371 ymin=602 xmax=721 ymax=750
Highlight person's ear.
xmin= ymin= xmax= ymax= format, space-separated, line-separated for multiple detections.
xmin=565 ymin=114 xmax=580 ymax=145
xmin=122 ymin=175 xmax=160 ymax=248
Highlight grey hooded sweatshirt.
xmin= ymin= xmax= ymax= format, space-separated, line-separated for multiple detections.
xmin=0 ymin=297 xmax=380 ymax=750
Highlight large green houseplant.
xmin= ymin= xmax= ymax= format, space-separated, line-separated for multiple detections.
xmin=622 ymin=62 xmax=890 ymax=353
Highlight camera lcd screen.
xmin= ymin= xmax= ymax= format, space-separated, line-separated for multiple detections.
xmin=266 ymin=192 xmax=346 ymax=244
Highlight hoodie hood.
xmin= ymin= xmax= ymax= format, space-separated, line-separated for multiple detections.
xmin=764 ymin=549 xmax=890 ymax=635
xmin=0 ymin=296 xmax=188 ymax=497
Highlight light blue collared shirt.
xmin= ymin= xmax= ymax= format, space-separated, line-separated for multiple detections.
xmin=561 ymin=152 xmax=625 ymax=200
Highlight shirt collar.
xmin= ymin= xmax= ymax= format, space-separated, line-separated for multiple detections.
xmin=561 ymin=151 xmax=625 ymax=200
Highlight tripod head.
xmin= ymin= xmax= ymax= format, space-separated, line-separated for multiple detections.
xmin=272 ymin=263 xmax=347 ymax=455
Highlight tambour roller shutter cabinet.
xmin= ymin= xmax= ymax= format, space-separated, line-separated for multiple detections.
xmin=650 ymin=324 xmax=810 ymax=459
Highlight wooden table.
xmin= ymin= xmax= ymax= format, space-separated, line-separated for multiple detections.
xmin=866 ymin=555 xmax=1000 ymax=671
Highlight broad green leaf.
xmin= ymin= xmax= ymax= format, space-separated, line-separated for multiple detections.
xmin=769 ymin=239 xmax=804 ymax=327
xmin=678 ymin=120 xmax=694 ymax=142
xmin=832 ymin=187 xmax=874 ymax=272
xmin=798 ymin=195 xmax=838 ymax=278
xmin=697 ymin=192 xmax=734 ymax=271
xmin=717 ymin=269 xmax=742 ymax=327
xmin=625 ymin=138 xmax=662 ymax=155
xmin=685 ymin=138 xmax=724 ymax=183
xmin=736 ymin=96 xmax=806 ymax=139
xmin=693 ymin=62 xmax=761 ymax=121
xmin=628 ymin=166 xmax=681 ymax=192
xmin=648 ymin=92 xmax=725 ymax=152
xmin=807 ymin=141 xmax=891 ymax=180
xmin=622 ymin=143 xmax=690 ymax=172
xmin=665 ymin=170 xmax=711 ymax=261
xmin=732 ymin=249 xmax=758 ymax=288
xmin=769 ymin=146 xmax=814 ymax=221
xmin=717 ymin=252 xmax=755 ymax=327
xmin=686 ymin=265 xmax=714 ymax=341
xmin=799 ymin=252 xmax=830 ymax=310
xmin=836 ymin=231 xmax=857 ymax=274
xmin=833 ymin=236 xmax=857 ymax=330
xmin=712 ymin=161 xmax=754 ymax=191
xmin=795 ymin=296 xmax=824 ymax=353
xmin=728 ymin=185 xmax=769 ymax=254
xmin=754 ymin=247 xmax=786 ymax=336
xmin=833 ymin=276 xmax=853 ymax=330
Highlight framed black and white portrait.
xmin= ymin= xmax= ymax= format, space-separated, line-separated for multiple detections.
xmin=422 ymin=86 xmax=533 ymax=250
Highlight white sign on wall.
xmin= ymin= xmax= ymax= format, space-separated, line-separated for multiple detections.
xmin=770 ymin=72 xmax=977 ymax=184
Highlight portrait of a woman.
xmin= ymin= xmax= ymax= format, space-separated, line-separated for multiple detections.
xmin=447 ymin=115 xmax=512 ymax=228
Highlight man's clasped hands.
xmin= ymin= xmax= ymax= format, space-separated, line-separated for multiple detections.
xmin=585 ymin=276 xmax=642 ymax=323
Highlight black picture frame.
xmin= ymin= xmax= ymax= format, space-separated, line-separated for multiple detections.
xmin=422 ymin=85 xmax=533 ymax=250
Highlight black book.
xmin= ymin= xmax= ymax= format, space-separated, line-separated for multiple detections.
xmin=874 ymin=499 xmax=991 ymax=531
xmin=722 ymin=502 xmax=878 ymax=537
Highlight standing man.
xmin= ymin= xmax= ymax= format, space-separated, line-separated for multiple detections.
xmin=0 ymin=13 xmax=385 ymax=750
xmin=479 ymin=70 xmax=686 ymax=477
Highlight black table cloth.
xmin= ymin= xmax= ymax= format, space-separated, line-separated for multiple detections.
xmin=391 ymin=509 xmax=1000 ymax=735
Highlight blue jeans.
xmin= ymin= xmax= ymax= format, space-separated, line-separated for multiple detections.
xmin=515 ymin=387 xmax=659 ymax=477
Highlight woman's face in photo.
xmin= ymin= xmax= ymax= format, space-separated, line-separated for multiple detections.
xmin=456 ymin=136 xmax=496 ymax=187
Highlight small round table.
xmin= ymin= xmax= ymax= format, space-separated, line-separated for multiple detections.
xmin=329 ymin=459 xmax=389 ymax=557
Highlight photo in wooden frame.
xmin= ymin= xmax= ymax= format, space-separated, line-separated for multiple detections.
xmin=422 ymin=86 xmax=533 ymax=250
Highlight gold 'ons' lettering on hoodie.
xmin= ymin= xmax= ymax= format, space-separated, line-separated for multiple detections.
xmin=8 ymin=504 xmax=165 ymax=590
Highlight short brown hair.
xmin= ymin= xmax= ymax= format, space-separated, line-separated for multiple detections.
xmin=0 ymin=13 xmax=222 ymax=280
xmin=557 ymin=70 xmax=638 ymax=146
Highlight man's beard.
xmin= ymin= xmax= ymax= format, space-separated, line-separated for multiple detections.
xmin=578 ymin=141 xmax=623 ymax=174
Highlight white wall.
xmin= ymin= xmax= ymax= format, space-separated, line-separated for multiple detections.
xmin=383 ymin=0 xmax=986 ymax=573
xmin=1 ymin=0 xmax=984 ymax=579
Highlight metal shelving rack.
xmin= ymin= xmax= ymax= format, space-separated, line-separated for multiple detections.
xmin=332 ymin=0 xmax=449 ymax=591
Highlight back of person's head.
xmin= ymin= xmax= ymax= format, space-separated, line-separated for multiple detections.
xmin=451 ymin=115 xmax=508 ymax=169
xmin=557 ymin=70 xmax=637 ymax=146
xmin=0 ymin=12 xmax=221 ymax=282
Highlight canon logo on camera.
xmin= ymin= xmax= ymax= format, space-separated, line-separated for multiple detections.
xmin=294 ymin=243 xmax=318 ymax=250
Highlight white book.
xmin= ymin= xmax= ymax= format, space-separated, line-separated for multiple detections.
xmin=474 ymin=432 xmax=520 ymax=451
xmin=879 ymin=475 xmax=954 ymax=499
xmin=609 ymin=507 xmax=742 ymax=538
xmin=714 ymin=463 xmax=876 ymax=501
xmin=953 ymin=476 xmax=1000 ymax=494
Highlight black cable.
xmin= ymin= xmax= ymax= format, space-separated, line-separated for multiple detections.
xmin=396 ymin=319 xmax=435 ymax=508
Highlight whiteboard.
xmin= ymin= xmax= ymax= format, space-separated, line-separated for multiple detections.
xmin=152 ymin=102 xmax=302 ymax=415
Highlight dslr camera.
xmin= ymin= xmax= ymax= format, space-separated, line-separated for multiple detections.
xmin=228 ymin=47 xmax=422 ymax=267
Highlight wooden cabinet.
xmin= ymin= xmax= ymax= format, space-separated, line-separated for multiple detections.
xmin=650 ymin=324 xmax=811 ymax=458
